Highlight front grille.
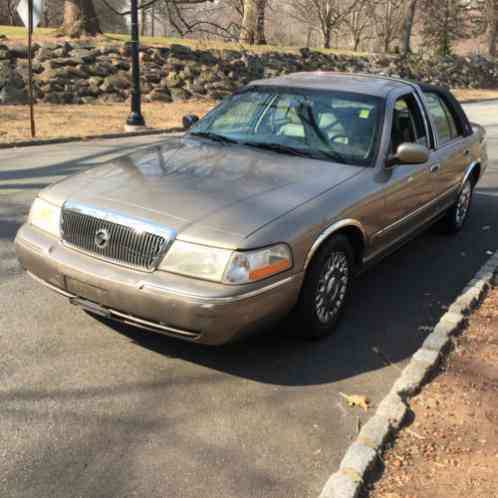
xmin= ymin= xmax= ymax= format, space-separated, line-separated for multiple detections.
xmin=61 ymin=206 xmax=173 ymax=272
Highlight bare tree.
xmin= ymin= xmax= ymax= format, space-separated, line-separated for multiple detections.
xmin=255 ymin=0 xmax=267 ymax=44
xmin=341 ymin=1 xmax=372 ymax=51
xmin=370 ymin=0 xmax=404 ymax=53
xmin=485 ymin=0 xmax=498 ymax=56
xmin=420 ymin=0 xmax=467 ymax=56
xmin=289 ymin=0 xmax=366 ymax=49
xmin=400 ymin=0 xmax=418 ymax=55
xmin=240 ymin=0 xmax=258 ymax=43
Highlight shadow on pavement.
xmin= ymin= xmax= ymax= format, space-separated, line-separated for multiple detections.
xmin=0 ymin=139 xmax=164 ymax=191
xmin=101 ymin=191 xmax=498 ymax=387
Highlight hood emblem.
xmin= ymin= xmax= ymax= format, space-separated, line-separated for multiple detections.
xmin=95 ymin=228 xmax=110 ymax=249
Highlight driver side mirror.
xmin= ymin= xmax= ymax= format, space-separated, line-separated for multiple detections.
xmin=183 ymin=114 xmax=200 ymax=130
xmin=387 ymin=143 xmax=430 ymax=168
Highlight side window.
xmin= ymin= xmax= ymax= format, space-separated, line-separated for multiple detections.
xmin=424 ymin=92 xmax=459 ymax=145
xmin=391 ymin=95 xmax=428 ymax=154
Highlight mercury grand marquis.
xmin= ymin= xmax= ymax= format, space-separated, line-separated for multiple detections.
xmin=15 ymin=72 xmax=488 ymax=345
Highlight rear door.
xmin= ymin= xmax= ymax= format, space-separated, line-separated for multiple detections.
xmin=422 ymin=91 xmax=470 ymax=209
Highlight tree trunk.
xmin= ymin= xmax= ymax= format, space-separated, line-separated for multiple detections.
xmin=487 ymin=0 xmax=498 ymax=57
xmin=63 ymin=0 xmax=82 ymax=36
xmin=254 ymin=0 xmax=267 ymax=45
xmin=81 ymin=0 xmax=101 ymax=35
xmin=323 ymin=27 xmax=332 ymax=49
xmin=354 ymin=35 xmax=361 ymax=52
xmin=401 ymin=0 xmax=418 ymax=55
xmin=63 ymin=0 xmax=101 ymax=37
xmin=141 ymin=7 xmax=147 ymax=36
xmin=239 ymin=0 xmax=257 ymax=44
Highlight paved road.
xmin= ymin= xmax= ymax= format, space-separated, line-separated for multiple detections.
xmin=1 ymin=104 xmax=497 ymax=498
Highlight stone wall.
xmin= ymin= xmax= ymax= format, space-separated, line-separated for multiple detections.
xmin=1 ymin=41 xmax=498 ymax=105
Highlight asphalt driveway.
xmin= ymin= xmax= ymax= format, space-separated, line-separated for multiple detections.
xmin=1 ymin=103 xmax=497 ymax=498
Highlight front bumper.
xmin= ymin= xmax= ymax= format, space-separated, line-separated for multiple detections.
xmin=15 ymin=224 xmax=304 ymax=345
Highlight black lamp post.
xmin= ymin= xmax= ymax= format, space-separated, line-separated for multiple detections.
xmin=126 ymin=0 xmax=146 ymax=130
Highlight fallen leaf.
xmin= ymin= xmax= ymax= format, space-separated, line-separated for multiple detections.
xmin=339 ymin=392 xmax=370 ymax=412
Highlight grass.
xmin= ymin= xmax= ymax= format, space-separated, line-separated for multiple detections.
xmin=0 ymin=24 xmax=367 ymax=56
xmin=0 ymin=100 xmax=216 ymax=144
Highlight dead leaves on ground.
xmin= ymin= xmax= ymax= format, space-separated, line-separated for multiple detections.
xmin=339 ymin=392 xmax=370 ymax=412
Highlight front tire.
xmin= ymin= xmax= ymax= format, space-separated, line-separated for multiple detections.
xmin=443 ymin=179 xmax=473 ymax=234
xmin=294 ymin=235 xmax=354 ymax=340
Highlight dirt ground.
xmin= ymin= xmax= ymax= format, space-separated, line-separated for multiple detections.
xmin=452 ymin=88 xmax=498 ymax=102
xmin=0 ymin=100 xmax=215 ymax=144
xmin=366 ymin=284 xmax=498 ymax=498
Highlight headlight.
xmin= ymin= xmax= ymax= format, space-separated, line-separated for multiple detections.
xmin=159 ymin=241 xmax=233 ymax=282
xmin=159 ymin=241 xmax=292 ymax=284
xmin=223 ymin=244 xmax=292 ymax=284
xmin=28 ymin=197 xmax=61 ymax=238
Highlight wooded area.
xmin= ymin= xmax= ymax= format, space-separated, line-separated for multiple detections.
xmin=1 ymin=0 xmax=497 ymax=56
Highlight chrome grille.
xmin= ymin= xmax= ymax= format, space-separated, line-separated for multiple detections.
xmin=61 ymin=203 xmax=175 ymax=272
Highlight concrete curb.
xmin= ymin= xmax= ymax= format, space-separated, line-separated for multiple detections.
xmin=319 ymin=251 xmax=498 ymax=498
xmin=0 ymin=127 xmax=184 ymax=150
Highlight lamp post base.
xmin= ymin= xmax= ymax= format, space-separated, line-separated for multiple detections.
xmin=125 ymin=110 xmax=146 ymax=132
xmin=124 ymin=123 xmax=148 ymax=133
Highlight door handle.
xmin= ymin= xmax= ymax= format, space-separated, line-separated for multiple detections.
xmin=430 ymin=163 xmax=441 ymax=174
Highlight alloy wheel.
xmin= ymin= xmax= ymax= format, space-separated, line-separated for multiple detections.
xmin=314 ymin=251 xmax=350 ymax=325
xmin=455 ymin=180 xmax=472 ymax=227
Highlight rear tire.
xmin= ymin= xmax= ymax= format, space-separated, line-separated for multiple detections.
xmin=443 ymin=179 xmax=473 ymax=234
xmin=294 ymin=235 xmax=354 ymax=340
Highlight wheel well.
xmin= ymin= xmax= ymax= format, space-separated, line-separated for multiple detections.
xmin=469 ymin=163 xmax=481 ymax=187
xmin=305 ymin=224 xmax=367 ymax=272
xmin=338 ymin=226 xmax=366 ymax=267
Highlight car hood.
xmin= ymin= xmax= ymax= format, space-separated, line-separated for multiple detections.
xmin=43 ymin=137 xmax=362 ymax=249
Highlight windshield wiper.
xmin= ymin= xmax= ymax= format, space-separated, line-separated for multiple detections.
xmin=243 ymin=141 xmax=347 ymax=164
xmin=312 ymin=148 xmax=348 ymax=164
xmin=190 ymin=131 xmax=239 ymax=145
xmin=242 ymin=141 xmax=311 ymax=158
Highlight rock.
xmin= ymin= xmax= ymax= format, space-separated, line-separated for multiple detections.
xmin=9 ymin=46 xmax=28 ymax=59
xmin=170 ymin=87 xmax=191 ymax=101
xmin=69 ymin=48 xmax=96 ymax=64
xmin=0 ymin=48 xmax=12 ymax=60
xmin=44 ymin=92 xmax=74 ymax=104
xmin=143 ymin=69 xmax=162 ymax=84
xmin=81 ymin=96 xmax=98 ymax=104
xmin=92 ymin=62 xmax=115 ymax=77
xmin=112 ymin=59 xmax=130 ymax=71
xmin=103 ymin=73 xmax=130 ymax=91
xmin=0 ymin=84 xmax=29 ymax=104
xmin=169 ymin=44 xmax=195 ymax=59
xmin=147 ymin=88 xmax=173 ymax=102
xmin=101 ymin=92 xmax=126 ymax=103
xmin=165 ymin=71 xmax=183 ymax=88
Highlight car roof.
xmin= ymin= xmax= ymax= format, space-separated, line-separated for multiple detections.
xmin=247 ymin=72 xmax=417 ymax=98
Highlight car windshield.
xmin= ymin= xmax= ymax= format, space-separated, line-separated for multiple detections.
xmin=189 ymin=88 xmax=383 ymax=167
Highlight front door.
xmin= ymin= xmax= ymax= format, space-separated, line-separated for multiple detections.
xmin=374 ymin=93 xmax=436 ymax=249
